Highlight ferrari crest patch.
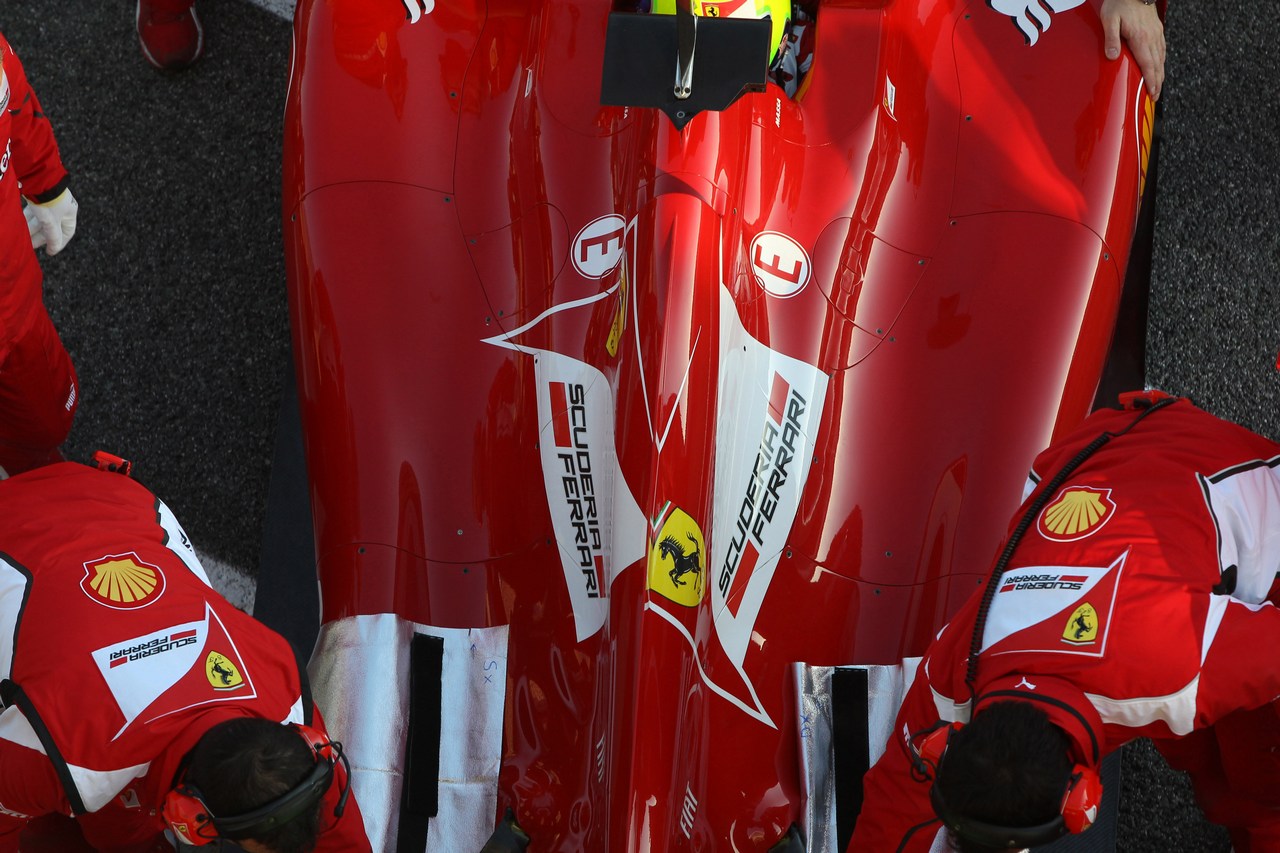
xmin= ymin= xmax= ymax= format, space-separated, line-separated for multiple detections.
xmin=648 ymin=507 xmax=706 ymax=607
xmin=1062 ymin=602 xmax=1099 ymax=646
xmin=205 ymin=651 xmax=245 ymax=691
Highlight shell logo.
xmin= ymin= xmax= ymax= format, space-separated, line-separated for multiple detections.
xmin=205 ymin=652 xmax=245 ymax=691
xmin=81 ymin=553 xmax=166 ymax=610
xmin=1038 ymin=486 xmax=1115 ymax=542
xmin=1062 ymin=602 xmax=1099 ymax=646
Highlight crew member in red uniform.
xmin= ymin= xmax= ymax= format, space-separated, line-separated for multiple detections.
xmin=849 ymin=393 xmax=1280 ymax=853
xmin=0 ymin=33 xmax=80 ymax=478
xmin=0 ymin=461 xmax=373 ymax=852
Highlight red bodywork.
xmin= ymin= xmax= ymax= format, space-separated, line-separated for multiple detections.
xmin=283 ymin=0 xmax=1153 ymax=849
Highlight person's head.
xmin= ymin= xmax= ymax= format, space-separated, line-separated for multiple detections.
xmin=931 ymin=701 xmax=1075 ymax=853
xmin=169 ymin=718 xmax=338 ymax=853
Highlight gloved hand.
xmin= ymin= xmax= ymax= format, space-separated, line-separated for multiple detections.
xmin=24 ymin=187 xmax=79 ymax=256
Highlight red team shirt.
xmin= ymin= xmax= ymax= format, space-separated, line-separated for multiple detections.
xmin=850 ymin=396 xmax=1280 ymax=852
xmin=0 ymin=32 xmax=66 ymax=356
xmin=0 ymin=31 xmax=79 ymax=476
xmin=0 ymin=463 xmax=372 ymax=851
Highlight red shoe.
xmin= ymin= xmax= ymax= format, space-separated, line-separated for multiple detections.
xmin=136 ymin=0 xmax=205 ymax=70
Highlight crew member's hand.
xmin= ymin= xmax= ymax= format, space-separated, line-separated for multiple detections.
xmin=24 ymin=187 xmax=79 ymax=256
xmin=1100 ymin=0 xmax=1165 ymax=100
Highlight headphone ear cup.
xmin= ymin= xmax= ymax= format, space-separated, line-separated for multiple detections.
xmin=916 ymin=722 xmax=961 ymax=776
xmin=294 ymin=723 xmax=348 ymax=791
xmin=162 ymin=785 xmax=217 ymax=847
xmin=1061 ymin=764 xmax=1103 ymax=834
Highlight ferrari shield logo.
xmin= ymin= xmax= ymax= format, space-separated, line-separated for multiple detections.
xmin=648 ymin=507 xmax=706 ymax=607
xmin=81 ymin=553 xmax=166 ymax=610
xmin=205 ymin=652 xmax=244 ymax=691
xmin=1062 ymin=603 xmax=1098 ymax=646
xmin=1038 ymin=486 xmax=1115 ymax=542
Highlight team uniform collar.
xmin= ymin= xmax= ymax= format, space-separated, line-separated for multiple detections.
xmin=975 ymin=675 xmax=1103 ymax=766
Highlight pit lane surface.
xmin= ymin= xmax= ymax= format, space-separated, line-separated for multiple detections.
xmin=2 ymin=2 xmax=1275 ymax=850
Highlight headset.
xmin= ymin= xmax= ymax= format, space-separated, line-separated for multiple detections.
xmin=911 ymin=714 xmax=1102 ymax=848
xmin=162 ymin=723 xmax=351 ymax=847
xmin=905 ymin=397 xmax=1177 ymax=848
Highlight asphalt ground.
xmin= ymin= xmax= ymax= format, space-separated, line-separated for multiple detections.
xmin=1 ymin=0 xmax=292 ymax=606
xmin=0 ymin=2 xmax=1276 ymax=851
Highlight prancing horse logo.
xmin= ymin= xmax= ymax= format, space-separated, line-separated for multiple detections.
xmin=647 ymin=506 xmax=707 ymax=607
xmin=204 ymin=651 xmax=245 ymax=691
xmin=660 ymin=533 xmax=703 ymax=593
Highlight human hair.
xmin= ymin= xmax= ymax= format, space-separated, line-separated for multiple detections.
xmin=184 ymin=717 xmax=323 ymax=853
xmin=933 ymin=701 xmax=1074 ymax=853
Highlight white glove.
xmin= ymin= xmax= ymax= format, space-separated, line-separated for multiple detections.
xmin=24 ymin=187 xmax=79 ymax=256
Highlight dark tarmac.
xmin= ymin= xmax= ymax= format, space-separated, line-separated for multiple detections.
xmin=0 ymin=2 xmax=1274 ymax=851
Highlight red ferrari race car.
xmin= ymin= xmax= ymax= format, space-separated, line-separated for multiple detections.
xmin=280 ymin=0 xmax=1157 ymax=850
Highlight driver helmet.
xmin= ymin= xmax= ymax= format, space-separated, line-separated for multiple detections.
xmin=650 ymin=0 xmax=792 ymax=64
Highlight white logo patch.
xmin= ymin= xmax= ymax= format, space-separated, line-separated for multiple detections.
xmin=534 ymin=354 xmax=646 ymax=641
xmin=91 ymin=604 xmax=254 ymax=738
xmin=981 ymin=552 xmax=1126 ymax=656
xmin=571 ymin=215 xmax=626 ymax=280
xmin=401 ymin=0 xmax=435 ymax=24
xmin=988 ymin=0 xmax=1087 ymax=46
xmin=750 ymin=231 xmax=811 ymax=298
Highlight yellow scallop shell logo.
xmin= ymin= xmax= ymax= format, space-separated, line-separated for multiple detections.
xmin=1038 ymin=486 xmax=1115 ymax=542
xmin=205 ymin=652 xmax=245 ymax=691
xmin=81 ymin=553 xmax=166 ymax=610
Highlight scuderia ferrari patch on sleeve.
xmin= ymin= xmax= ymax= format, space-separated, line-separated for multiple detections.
xmin=91 ymin=603 xmax=255 ymax=739
xmin=979 ymin=551 xmax=1127 ymax=658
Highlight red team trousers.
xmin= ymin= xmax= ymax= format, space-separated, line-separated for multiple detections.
xmin=0 ymin=303 xmax=78 ymax=475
